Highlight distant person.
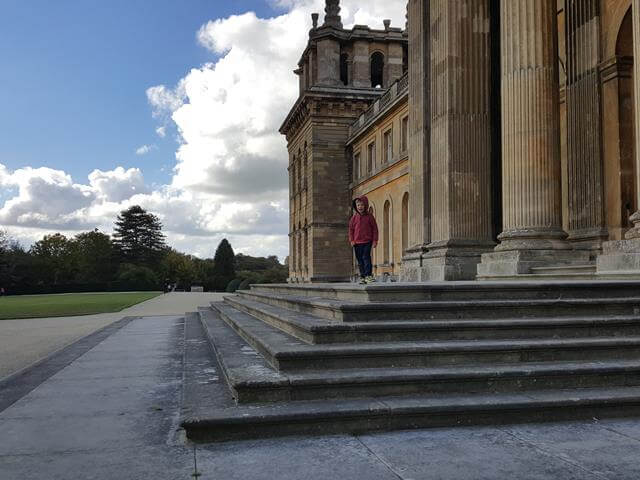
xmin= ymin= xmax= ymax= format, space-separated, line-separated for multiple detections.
xmin=349 ymin=195 xmax=378 ymax=284
xmin=0 ymin=287 xmax=4 ymax=296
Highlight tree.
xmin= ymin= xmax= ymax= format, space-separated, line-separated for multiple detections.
xmin=161 ymin=250 xmax=197 ymax=290
xmin=116 ymin=264 xmax=159 ymax=290
xmin=113 ymin=205 xmax=167 ymax=267
xmin=211 ymin=239 xmax=235 ymax=291
xmin=30 ymin=233 xmax=74 ymax=285
xmin=71 ymin=229 xmax=116 ymax=284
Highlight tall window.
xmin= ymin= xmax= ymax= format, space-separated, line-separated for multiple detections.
xmin=371 ymin=52 xmax=384 ymax=88
xmin=383 ymin=200 xmax=391 ymax=265
xmin=340 ymin=53 xmax=349 ymax=86
xmin=401 ymin=116 xmax=408 ymax=152
xmin=354 ymin=153 xmax=361 ymax=179
xmin=367 ymin=142 xmax=375 ymax=173
xmin=291 ymin=161 xmax=296 ymax=194
xmin=303 ymin=145 xmax=308 ymax=190
xmin=383 ymin=128 xmax=393 ymax=163
xmin=402 ymin=193 xmax=409 ymax=255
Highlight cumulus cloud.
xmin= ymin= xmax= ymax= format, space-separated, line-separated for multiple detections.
xmin=2 ymin=0 xmax=406 ymax=260
xmin=88 ymin=167 xmax=150 ymax=203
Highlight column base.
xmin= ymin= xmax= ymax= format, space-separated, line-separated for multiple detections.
xmin=567 ymin=228 xmax=608 ymax=257
xmin=596 ymin=238 xmax=640 ymax=276
xmin=399 ymin=245 xmax=429 ymax=282
xmin=477 ymin=249 xmax=591 ymax=279
xmin=421 ymin=240 xmax=496 ymax=281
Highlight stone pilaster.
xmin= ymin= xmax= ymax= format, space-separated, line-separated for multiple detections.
xmin=478 ymin=0 xmax=589 ymax=278
xmin=596 ymin=0 xmax=640 ymax=276
xmin=566 ymin=0 xmax=607 ymax=252
xmin=420 ymin=0 xmax=495 ymax=281
xmin=400 ymin=0 xmax=431 ymax=281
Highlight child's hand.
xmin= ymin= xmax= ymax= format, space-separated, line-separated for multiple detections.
xmin=350 ymin=242 xmax=355 ymax=246
xmin=373 ymin=242 xmax=378 ymax=248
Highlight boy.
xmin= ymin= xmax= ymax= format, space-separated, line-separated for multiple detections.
xmin=349 ymin=196 xmax=378 ymax=284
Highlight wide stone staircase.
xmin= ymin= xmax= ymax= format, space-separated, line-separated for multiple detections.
xmin=181 ymin=281 xmax=640 ymax=442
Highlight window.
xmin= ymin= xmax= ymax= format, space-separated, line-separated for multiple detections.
xmin=367 ymin=142 xmax=375 ymax=173
xmin=383 ymin=129 xmax=393 ymax=163
xmin=303 ymin=146 xmax=308 ymax=190
xmin=402 ymin=193 xmax=409 ymax=255
xmin=340 ymin=53 xmax=349 ymax=86
xmin=383 ymin=200 xmax=391 ymax=265
xmin=371 ymin=52 xmax=384 ymax=88
xmin=354 ymin=153 xmax=361 ymax=179
xmin=401 ymin=116 xmax=408 ymax=152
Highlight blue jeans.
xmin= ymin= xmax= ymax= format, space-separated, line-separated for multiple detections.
xmin=354 ymin=242 xmax=373 ymax=278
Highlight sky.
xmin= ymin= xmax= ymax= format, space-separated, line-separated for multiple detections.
xmin=0 ymin=0 xmax=406 ymax=261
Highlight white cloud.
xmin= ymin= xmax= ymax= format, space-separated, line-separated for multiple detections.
xmin=135 ymin=144 xmax=156 ymax=155
xmin=1 ymin=0 xmax=406 ymax=261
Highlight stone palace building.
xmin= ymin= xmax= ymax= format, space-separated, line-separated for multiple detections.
xmin=280 ymin=0 xmax=640 ymax=283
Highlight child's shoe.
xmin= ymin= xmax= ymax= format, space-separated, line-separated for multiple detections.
xmin=359 ymin=277 xmax=367 ymax=284
xmin=365 ymin=276 xmax=376 ymax=283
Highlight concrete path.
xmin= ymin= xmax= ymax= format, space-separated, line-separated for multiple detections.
xmin=0 ymin=292 xmax=226 ymax=380
xmin=2 ymin=313 xmax=640 ymax=478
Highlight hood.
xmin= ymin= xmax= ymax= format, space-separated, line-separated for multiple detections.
xmin=352 ymin=195 xmax=370 ymax=214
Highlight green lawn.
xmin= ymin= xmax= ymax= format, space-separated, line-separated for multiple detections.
xmin=0 ymin=292 xmax=162 ymax=320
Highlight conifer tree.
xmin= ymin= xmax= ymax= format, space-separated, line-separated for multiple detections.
xmin=113 ymin=205 xmax=167 ymax=266
xmin=211 ymin=238 xmax=235 ymax=291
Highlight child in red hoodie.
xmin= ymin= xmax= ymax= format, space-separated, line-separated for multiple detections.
xmin=349 ymin=196 xmax=378 ymax=284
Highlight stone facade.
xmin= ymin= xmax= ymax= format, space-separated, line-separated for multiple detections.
xmin=282 ymin=0 xmax=640 ymax=282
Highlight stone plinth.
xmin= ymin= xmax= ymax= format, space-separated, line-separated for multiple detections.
xmin=479 ymin=249 xmax=591 ymax=278
xmin=597 ymin=239 xmax=640 ymax=275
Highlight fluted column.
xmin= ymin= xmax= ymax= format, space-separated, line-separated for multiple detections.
xmin=400 ymin=0 xmax=431 ymax=281
xmin=497 ymin=0 xmax=568 ymax=251
xmin=626 ymin=0 xmax=640 ymax=239
xmin=566 ymin=0 xmax=607 ymax=250
xmin=478 ymin=0 xmax=590 ymax=278
xmin=421 ymin=0 xmax=494 ymax=280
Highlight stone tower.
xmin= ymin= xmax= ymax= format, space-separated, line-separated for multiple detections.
xmin=280 ymin=0 xmax=408 ymax=282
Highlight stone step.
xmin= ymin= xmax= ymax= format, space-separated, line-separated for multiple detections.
xmin=182 ymin=386 xmax=640 ymax=442
xmin=530 ymin=264 xmax=597 ymax=275
xmin=201 ymin=305 xmax=640 ymax=403
xmin=212 ymin=301 xmax=640 ymax=372
xmin=237 ymin=289 xmax=640 ymax=322
xmin=250 ymin=280 xmax=640 ymax=303
xmin=227 ymin=294 xmax=640 ymax=344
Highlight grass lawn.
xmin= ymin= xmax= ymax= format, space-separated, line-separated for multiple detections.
xmin=0 ymin=292 xmax=162 ymax=320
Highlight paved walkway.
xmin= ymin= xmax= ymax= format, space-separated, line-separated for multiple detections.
xmin=0 ymin=292 xmax=226 ymax=380
xmin=2 ymin=302 xmax=640 ymax=478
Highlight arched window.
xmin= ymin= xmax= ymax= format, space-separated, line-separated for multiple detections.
xmin=383 ymin=200 xmax=391 ymax=265
xmin=340 ymin=53 xmax=349 ymax=86
xmin=371 ymin=52 xmax=384 ymax=88
xmin=402 ymin=193 xmax=409 ymax=255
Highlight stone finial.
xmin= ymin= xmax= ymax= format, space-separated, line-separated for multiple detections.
xmin=383 ymin=19 xmax=391 ymax=30
xmin=323 ymin=0 xmax=342 ymax=28
xmin=311 ymin=13 xmax=319 ymax=29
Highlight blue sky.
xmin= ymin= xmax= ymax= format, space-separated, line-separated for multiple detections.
xmin=0 ymin=0 xmax=277 ymax=187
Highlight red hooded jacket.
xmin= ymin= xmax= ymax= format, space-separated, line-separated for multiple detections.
xmin=349 ymin=196 xmax=379 ymax=245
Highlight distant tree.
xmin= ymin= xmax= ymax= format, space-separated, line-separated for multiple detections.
xmin=116 ymin=263 xmax=159 ymax=290
xmin=30 ymin=233 xmax=74 ymax=285
xmin=161 ymin=250 xmax=197 ymax=290
xmin=226 ymin=278 xmax=242 ymax=293
xmin=113 ymin=205 xmax=167 ymax=267
xmin=71 ymin=229 xmax=116 ymax=284
xmin=211 ymin=239 xmax=235 ymax=291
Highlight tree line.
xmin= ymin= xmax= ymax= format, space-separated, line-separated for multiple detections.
xmin=0 ymin=205 xmax=287 ymax=295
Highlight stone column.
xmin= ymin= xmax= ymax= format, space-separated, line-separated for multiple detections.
xmin=420 ymin=0 xmax=495 ymax=280
xmin=565 ymin=0 xmax=607 ymax=252
xmin=400 ymin=0 xmax=431 ymax=281
xmin=352 ymin=40 xmax=370 ymax=88
xmin=596 ymin=0 xmax=640 ymax=276
xmin=478 ymin=0 xmax=588 ymax=278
